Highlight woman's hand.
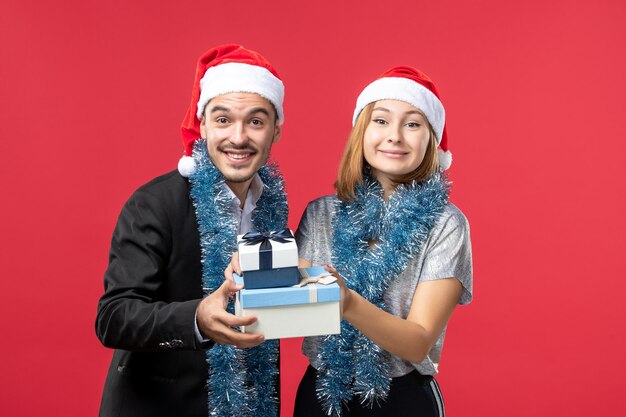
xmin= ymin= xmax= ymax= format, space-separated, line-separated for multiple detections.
xmin=324 ymin=264 xmax=353 ymax=318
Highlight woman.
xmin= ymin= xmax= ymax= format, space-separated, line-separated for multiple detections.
xmin=293 ymin=66 xmax=473 ymax=417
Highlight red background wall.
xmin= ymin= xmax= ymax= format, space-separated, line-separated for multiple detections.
xmin=1 ymin=0 xmax=625 ymax=415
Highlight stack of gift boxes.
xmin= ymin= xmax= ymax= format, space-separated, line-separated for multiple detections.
xmin=234 ymin=229 xmax=341 ymax=340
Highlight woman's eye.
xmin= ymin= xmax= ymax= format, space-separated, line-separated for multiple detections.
xmin=406 ymin=122 xmax=421 ymax=128
xmin=372 ymin=118 xmax=387 ymax=125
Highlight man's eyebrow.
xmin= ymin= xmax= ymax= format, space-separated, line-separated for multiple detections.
xmin=209 ymin=105 xmax=230 ymax=114
xmin=247 ymin=107 xmax=271 ymax=117
xmin=208 ymin=106 xmax=271 ymax=117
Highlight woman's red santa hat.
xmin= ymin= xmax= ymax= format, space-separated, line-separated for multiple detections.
xmin=178 ymin=44 xmax=285 ymax=177
xmin=352 ymin=66 xmax=452 ymax=170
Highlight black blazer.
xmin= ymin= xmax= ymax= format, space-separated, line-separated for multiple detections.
xmin=96 ymin=171 xmax=212 ymax=417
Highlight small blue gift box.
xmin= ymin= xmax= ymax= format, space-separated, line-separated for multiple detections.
xmin=241 ymin=267 xmax=300 ymax=289
xmin=234 ymin=266 xmax=341 ymax=339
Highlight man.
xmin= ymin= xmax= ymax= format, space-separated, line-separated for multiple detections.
xmin=96 ymin=45 xmax=287 ymax=417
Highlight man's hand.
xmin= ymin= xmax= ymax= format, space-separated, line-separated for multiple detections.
xmin=196 ymin=278 xmax=264 ymax=348
xmin=224 ymin=251 xmax=241 ymax=282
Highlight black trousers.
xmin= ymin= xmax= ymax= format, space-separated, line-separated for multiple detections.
xmin=293 ymin=365 xmax=445 ymax=417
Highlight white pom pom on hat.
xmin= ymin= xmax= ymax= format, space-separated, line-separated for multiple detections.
xmin=178 ymin=44 xmax=285 ymax=177
xmin=353 ymin=66 xmax=452 ymax=170
xmin=177 ymin=155 xmax=197 ymax=178
xmin=437 ymin=148 xmax=452 ymax=171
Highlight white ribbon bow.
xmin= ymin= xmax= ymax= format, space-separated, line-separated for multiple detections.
xmin=295 ymin=272 xmax=337 ymax=303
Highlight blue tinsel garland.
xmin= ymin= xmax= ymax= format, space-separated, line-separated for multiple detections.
xmin=316 ymin=172 xmax=450 ymax=416
xmin=188 ymin=139 xmax=288 ymax=417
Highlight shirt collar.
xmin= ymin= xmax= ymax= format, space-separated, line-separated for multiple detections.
xmin=226 ymin=173 xmax=264 ymax=212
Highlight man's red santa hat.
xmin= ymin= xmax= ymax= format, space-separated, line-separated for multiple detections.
xmin=178 ymin=44 xmax=285 ymax=177
xmin=352 ymin=66 xmax=452 ymax=170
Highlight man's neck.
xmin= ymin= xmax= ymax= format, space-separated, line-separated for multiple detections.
xmin=226 ymin=179 xmax=253 ymax=209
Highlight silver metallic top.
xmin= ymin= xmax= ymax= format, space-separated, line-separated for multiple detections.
xmin=295 ymin=195 xmax=473 ymax=377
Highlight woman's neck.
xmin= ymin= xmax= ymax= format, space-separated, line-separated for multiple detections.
xmin=371 ymin=170 xmax=396 ymax=200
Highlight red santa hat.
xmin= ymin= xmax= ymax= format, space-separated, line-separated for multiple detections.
xmin=178 ymin=44 xmax=285 ymax=177
xmin=352 ymin=66 xmax=452 ymax=170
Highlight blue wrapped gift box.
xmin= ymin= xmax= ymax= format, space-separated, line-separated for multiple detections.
xmin=241 ymin=267 xmax=300 ymax=289
xmin=234 ymin=266 xmax=341 ymax=339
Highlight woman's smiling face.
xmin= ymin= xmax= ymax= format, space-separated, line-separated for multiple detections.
xmin=363 ymin=99 xmax=431 ymax=189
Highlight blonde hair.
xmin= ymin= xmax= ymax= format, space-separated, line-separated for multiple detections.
xmin=335 ymin=102 xmax=440 ymax=202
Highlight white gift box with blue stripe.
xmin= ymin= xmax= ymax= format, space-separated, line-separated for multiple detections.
xmin=238 ymin=229 xmax=298 ymax=271
xmin=234 ymin=266 xmax=341 ymax=339
xmin=237 ymin=229 xmax=300 ymax=289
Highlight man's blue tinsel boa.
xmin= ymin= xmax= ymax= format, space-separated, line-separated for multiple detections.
xmin=188 ymin=139 xmax=288 ymax=417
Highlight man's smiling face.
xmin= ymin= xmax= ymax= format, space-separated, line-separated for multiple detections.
xmin=200 ymin=92 xmax=281 ymax=187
